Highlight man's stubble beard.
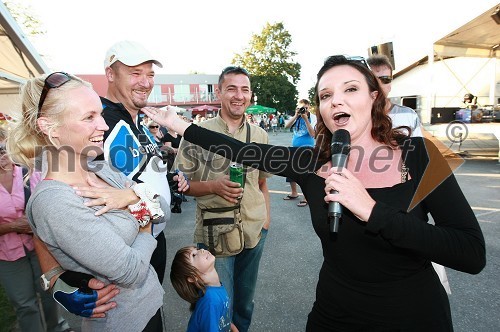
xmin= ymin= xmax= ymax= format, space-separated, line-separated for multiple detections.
xmin=132 ymin=93 xmax=150 ymax=110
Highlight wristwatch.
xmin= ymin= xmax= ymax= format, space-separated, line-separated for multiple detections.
xmin=40 ymin=266 xmax=65 ymax=291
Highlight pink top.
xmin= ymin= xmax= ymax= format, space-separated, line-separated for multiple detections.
xmin=0 ymin=165 xmax=41 ymax=261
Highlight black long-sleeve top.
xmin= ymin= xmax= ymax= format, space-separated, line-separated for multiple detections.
xmin=184 ymin=125 xmax=485 ymax=330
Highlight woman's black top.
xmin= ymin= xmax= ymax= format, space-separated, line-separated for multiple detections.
xmin=161 ymin=131 xmax=182 ymax=149
xmin=184 ymin=125 xmax=485 ymax=331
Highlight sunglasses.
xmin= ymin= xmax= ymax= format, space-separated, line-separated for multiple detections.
xmin=37 ymin=72 xmax=72 ymax=118
xmin=148 ymin=125 xmax=159 ymax=129
xmin=377 ymin=76 xmax=393 ymax=84
xmin=324 ymin=55 xmax=370 ymax=69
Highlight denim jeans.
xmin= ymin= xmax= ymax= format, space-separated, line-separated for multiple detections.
xmin=0 ymin=249 xmax=70 ymax=332
xmin=201 ymin=228 xmax=268 ymax=332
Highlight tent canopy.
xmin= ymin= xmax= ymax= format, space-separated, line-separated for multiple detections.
xmin=434 ymin=4 xmax=500 ymax=58
xmin=191 ymin=104 xmax=219 ymax=111
xmin=397 ymin=3 xmax=500 ymax=78
xmin=0 ymin=2 xmax=49 ymax=94
xmin=0 ymin=2 xmax=49 ymax=116
xmin=159 ymin=105 xmax=187 ymax=114
xmin=246 ymin=104 xmax=276 ymax=114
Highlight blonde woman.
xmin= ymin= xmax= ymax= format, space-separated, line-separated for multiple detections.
xmin=7 ymin=72 xmax=168 ymax=331
xmin=0 ymin=126 xmax=73 ymax=332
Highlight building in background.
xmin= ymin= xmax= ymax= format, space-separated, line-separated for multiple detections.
xmin=382 ymin=4 xmax=499 ymax=125
xmin=79 ymin=73 xmax=221 ymax=119
xmin=390 ymin=56 xmax=499 ymax=124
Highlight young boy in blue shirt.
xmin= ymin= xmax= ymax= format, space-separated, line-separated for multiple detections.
xmin=171 ymin=246 xmax=237 ymax=332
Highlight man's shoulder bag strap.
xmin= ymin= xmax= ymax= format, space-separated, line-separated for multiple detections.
xmin=21 ymin=166 xmax=31 ymax=209
xmin=201 ymin=122 xmax=251 ymax=253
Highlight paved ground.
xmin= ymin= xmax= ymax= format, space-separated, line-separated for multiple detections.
xmin=424 ymin=122 xmax=499 ymax=160
xmin=61 ymin=128 xmax=500 ymax=331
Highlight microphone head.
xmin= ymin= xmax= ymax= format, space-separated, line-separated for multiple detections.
xmin=331 ymin=129 xmax=351 ymax=155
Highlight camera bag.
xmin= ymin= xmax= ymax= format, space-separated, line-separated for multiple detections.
xmin=201 ymin=123 xmax=251 ymax=257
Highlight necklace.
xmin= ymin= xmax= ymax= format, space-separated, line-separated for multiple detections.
xmin=401 ymin=162 xmax=409 ymax=183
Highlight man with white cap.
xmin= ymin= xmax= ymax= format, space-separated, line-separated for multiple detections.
xmin=99 ymin=40 xmax=170 ymax=288
xmin=35 ymin=40 xmax=177 ymax=331
xmin=102 ymin=40 xmax=163 ymax=118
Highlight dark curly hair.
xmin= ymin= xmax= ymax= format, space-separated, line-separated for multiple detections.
xmin=313 ymin=55 xmax=409 ymax=163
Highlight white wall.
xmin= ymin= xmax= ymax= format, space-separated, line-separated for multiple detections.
xmin=390 ymin=57 xmax=499 ymax=124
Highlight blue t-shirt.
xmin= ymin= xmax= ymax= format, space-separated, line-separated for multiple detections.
xmin=291 ymin=115 xmax=316 ymax=147
xmin=187 ymin=285 xmax=231 ymax=332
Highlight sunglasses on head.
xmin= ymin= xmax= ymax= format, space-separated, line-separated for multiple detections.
xmin=377 ymin=76 xmax=393 ymax=84
xmin=37 ymin=72 xmax=72 ymax=118
xmin=324 ymin=55 xmax=370 ymax=69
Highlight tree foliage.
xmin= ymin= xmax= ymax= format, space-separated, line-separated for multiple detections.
xmin=251 ymin=75 xmax=297 ymax=113
xmin=308 ymin=86 xmax=317 ymax=106
xmin=233 ymin=22 xmax=300 ymax=113
xmin=4 ymin=1 xmax=45 ymax=36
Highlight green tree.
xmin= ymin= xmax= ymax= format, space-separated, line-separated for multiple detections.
xmin=233 ymin=22 xmax=300 ymax=113
xmin=308 ymin=86 xmax=316 ymax=106
xmin=252 ymin=75 xmax=297 ymax=113
xmin=3 ymin=1 xmax=45 ymax=36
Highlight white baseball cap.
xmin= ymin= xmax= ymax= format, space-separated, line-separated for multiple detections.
xmin=104 ymin=40 xmax=163 ymax=69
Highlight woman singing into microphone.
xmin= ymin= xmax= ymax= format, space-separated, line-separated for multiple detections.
xmin=144 ymin=58 xmax=485 ymax=332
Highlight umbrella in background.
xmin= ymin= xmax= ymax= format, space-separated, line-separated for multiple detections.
xmin=191 ymin=104 xmax=220 ymax=112
xmin=159 ymin=105 xmax=187 ymax=114
xmin=246 ymin=104 xmax=276 ymax=114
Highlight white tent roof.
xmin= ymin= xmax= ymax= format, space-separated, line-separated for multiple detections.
xmin=390 ymin=3 xmax=500 ymax=124
xmin=433 ymin=3 xmax=500 ymax=59
xmin=395 ymin=3 xmax=500 ymax=79
xmin=0 ymin=1 xmax=49 ymax=96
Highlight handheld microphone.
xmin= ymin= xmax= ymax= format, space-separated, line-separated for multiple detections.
xmin=328 ymin=129 xmax=351 ymax=234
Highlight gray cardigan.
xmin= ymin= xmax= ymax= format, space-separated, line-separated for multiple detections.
xmin=27 ymin=160 xmax=166 ymax=331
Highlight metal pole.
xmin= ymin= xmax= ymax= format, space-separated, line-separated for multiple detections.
xmin=425 ymin=44 xmax=435 ymax=125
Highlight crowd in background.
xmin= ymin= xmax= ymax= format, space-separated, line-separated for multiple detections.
xmin=144 ymin=111 xmax=292 ymax=143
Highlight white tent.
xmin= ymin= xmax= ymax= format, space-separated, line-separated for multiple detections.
xmin=0 ymin=1 xmax=49 ymax=115
xmin=391 ymin=3 xmax=500 ymax=124
xmin=433 ymin=4 xmax=500 ymax=59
